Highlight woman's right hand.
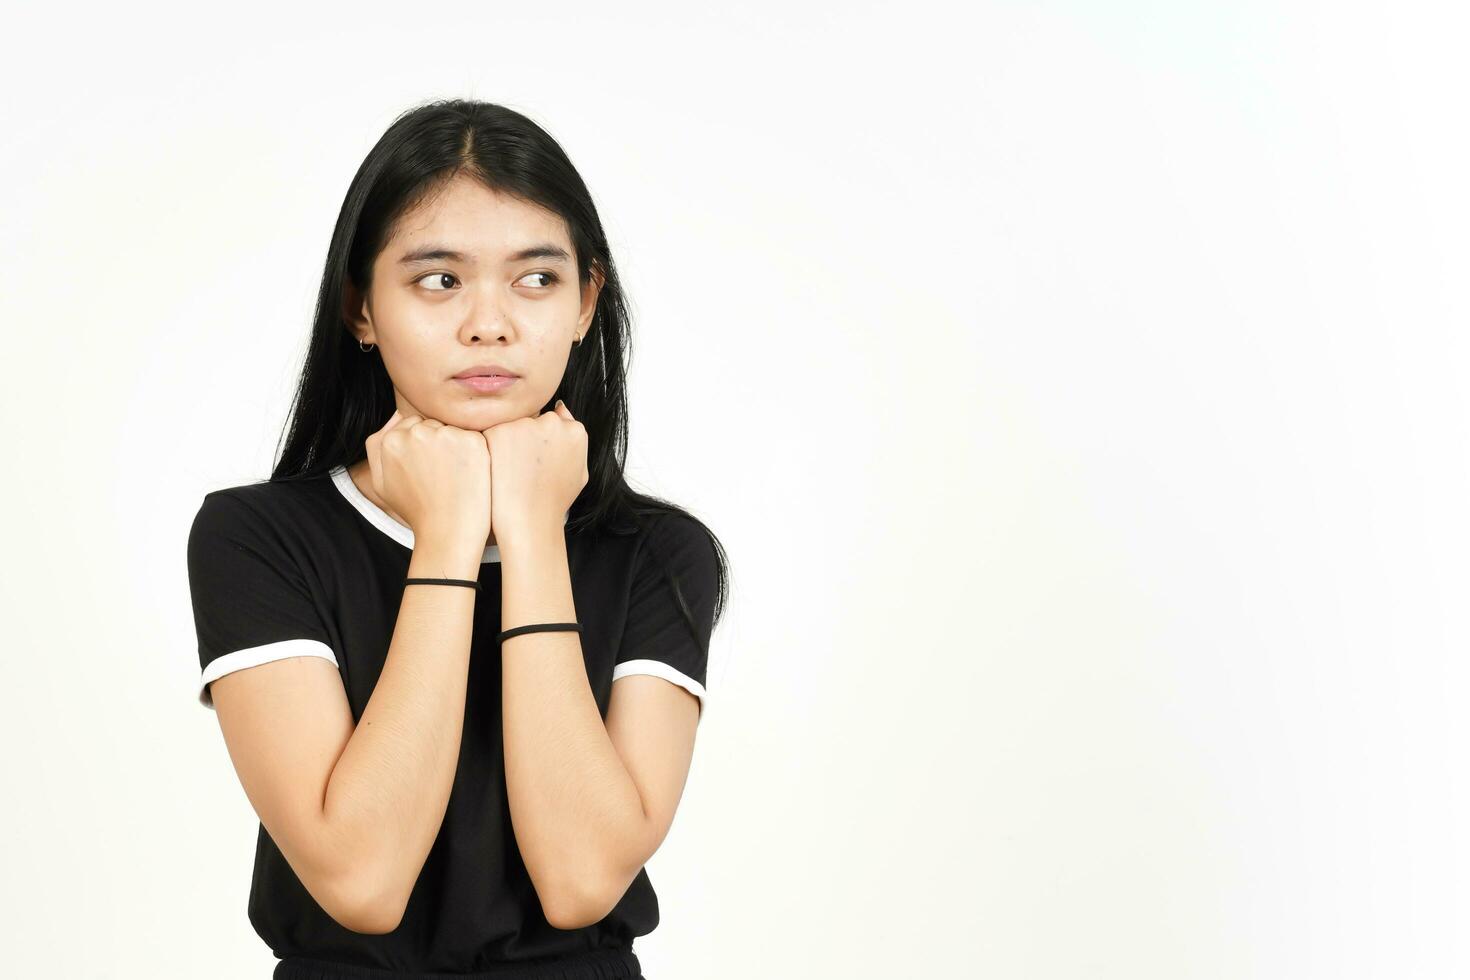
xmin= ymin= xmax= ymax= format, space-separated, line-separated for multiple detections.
xmin=364 ymin=408 xmax=491 ymax=547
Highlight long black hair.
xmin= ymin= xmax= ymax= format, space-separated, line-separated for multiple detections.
xmin=267 ymin=97 xmax=727 ymax=635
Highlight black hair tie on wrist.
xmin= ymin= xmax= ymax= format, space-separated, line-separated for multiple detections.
xmin=498 ymin=622 xmax=582 ymax=644
xmin=404 ymin=577 xmax=481 ymax=591
xmin=402 ymin=579 xmax=579 ymax=644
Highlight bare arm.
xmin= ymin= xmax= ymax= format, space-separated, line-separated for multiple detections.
xmin=497 ymin=519 xmax=660 ymax=929
xmin=321 ymin=534 xmax=483 ymax=928
xmin=211 ymin=533 xmax=482 ymax=934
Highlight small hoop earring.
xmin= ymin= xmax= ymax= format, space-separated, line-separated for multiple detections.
xmin=572 ymin=334 xmax=582 ymax=348
xmin=359 ymin=340 xmax=376 ymax=352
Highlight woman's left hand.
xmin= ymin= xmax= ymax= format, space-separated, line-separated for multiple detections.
xmin=483 ymin=399 xmax=588 ymax=541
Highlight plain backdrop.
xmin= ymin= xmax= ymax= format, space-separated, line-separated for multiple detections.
xmin=2 ymin=2 xmax=1467 ymax=978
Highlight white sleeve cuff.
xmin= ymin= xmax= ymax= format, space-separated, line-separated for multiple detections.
xmin=611 ymin=658 xmax=708 ymax=717
xmin=198 ymin=638 xmax=339 ymax=709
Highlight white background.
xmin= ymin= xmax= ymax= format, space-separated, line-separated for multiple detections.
xmin=2 ymin=2 xmax=1466 ymax=977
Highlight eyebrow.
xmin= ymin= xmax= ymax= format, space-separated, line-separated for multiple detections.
xmin=396 ymin=243 xmax=572 ymax=266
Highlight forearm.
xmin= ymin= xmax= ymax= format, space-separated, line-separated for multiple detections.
xmin=320 ymin=535 xmax=481 ymax=924
xmin=498 ymin=520 xmax=651 ymax=925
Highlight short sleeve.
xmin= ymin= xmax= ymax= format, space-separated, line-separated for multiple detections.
xmin=613 ymin=513 xmax=720 ymax=720
xmin=187 ymin=491 xmax=338 ymax=710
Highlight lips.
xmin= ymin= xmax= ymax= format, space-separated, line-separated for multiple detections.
xmin=454 ymin=375 xmax=518 ymax=393
xmin=452 ymin=364 xmax=520 ymax=379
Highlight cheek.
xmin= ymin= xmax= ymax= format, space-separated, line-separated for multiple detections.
xmin=373 ymin=325 xmax=443 ymax=402
xmin=518 ymin=334 xmax=575 ymax=404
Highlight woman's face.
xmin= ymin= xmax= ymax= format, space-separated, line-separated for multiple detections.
xmin=346 ymin=174 xmax=600 ymax=429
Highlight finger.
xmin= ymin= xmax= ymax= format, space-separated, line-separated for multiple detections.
xmin=554 ymin=398 xmax=574 ymax=420
xmin=365 ymin=431 xmax=381 ymax=492
xmin=365 ymin=429 xmax=387 ymax=499
xmin=366 ymin=409 xmax=400 ymax=472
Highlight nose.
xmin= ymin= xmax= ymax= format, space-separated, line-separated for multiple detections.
xmin=460 ymin=289 xmax=515 ymax=344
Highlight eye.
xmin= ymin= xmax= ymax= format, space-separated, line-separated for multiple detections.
xmin=415 ymin=272 xmax=459 ymax=291
xmin=519 ymin=271 xmax=560 ymax=289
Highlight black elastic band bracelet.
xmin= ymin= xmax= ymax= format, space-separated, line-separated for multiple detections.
xmin=498 ymin=622 xmax=582 ymax=644
xmin=404 ymin=577 xmax=481 ymax=592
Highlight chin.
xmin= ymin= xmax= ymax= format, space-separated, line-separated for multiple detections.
xmin=450 ymin=407 xmax=510 ymax=429
xmin=465 ymin=399 xmax=539 ymax=427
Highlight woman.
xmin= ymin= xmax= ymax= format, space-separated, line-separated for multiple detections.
xmin=186 ymin=98 xmax=729 ymax=979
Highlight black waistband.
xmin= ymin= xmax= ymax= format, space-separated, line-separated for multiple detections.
xmin=273 ymin=947 xmax=642 ymax=980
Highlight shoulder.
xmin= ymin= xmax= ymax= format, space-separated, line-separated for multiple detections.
xmin=633 ymin=509 xmax=719 ymax=569
xmin=189 ymin=475 xmax=336 ymax=548
xmin=627 ymin=510 xmax=723 ymax=618
xmin=198 ymin=473 xmax=335 ymax=513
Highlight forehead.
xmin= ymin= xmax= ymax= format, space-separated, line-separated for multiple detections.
xmin=385 ymin=175 xmax=570 ymax=258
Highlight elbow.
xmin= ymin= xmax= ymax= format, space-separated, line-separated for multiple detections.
xmin=534 ymin=824 xmax=650 ymax=930
xmin=539 ymin=870 xmax=618 ymax=931
xmin=302 ymin=806 xmax=411 ymax=934
xmin=542 ymin=836 xmax=652 ymax=929
xmin=338 ymin=901 xmax=407 ymax=937
xmin=322 ymin=867 xmax=408 ymax=935
xmin=543 ymin=894 xmax=607 ymax=932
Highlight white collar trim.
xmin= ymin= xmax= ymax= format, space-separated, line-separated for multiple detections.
xmin=329 ymin=464 xmax=567 ymax=564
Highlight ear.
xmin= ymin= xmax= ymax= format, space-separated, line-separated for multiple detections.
xmin=577 ymin=267 xmax=604 ymax=336
xmin=342 ymin=279 xmax=374 ymax=345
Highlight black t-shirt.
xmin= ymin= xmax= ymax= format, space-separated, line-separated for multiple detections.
xmin=186 ymin=464 xmax=717 ymax=975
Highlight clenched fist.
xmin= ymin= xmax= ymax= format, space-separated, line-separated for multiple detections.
xmin=482 ymin=399 xmax=588 ymax=540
